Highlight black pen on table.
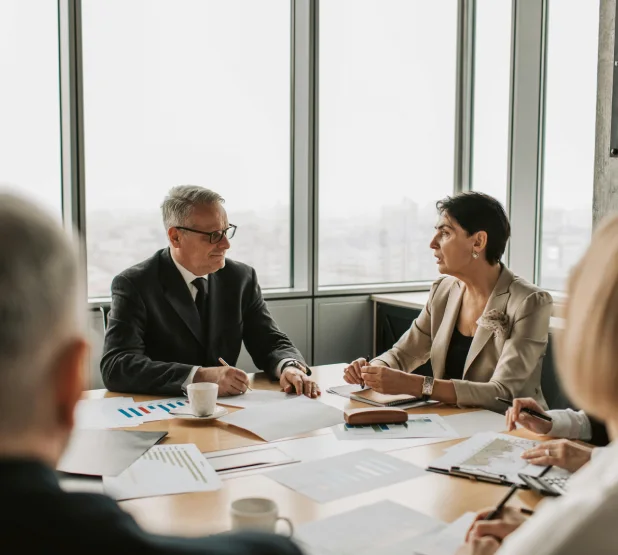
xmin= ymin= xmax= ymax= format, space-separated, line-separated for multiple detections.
xmin=495 ymin=397 xmax=552 ymax=422
xmin=218 ymin=357 xmax=252 ymax=392
xmin=484 ymin=484 xmax=519 ymax=520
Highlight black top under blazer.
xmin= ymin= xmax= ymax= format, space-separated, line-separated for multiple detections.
xmin=0 ymin=458 xmax=302 ymax=555
xmin=101 ymin=248 xmax=304 ymax=395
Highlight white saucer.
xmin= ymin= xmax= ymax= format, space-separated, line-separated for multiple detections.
xmin=170 ymin=405 xmax=228 ymax=421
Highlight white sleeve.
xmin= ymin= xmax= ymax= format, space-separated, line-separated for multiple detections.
xmin=546 ymin=409 xmax=592 ymax=441
xmin=275 ymin=358 xmax=295 ymax=379
xmin=181 ymin=366 xmax=201 ymax=391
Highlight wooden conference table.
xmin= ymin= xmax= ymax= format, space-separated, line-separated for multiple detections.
xmin=84 ymin=364 xmax=544 ymax=538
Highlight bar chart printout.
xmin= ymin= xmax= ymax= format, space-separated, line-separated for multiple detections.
xmin=115 ymin=398 xmax=189 ymax=424
xmin=103 ymin=444 xmax=222 ymax=500
xmin=267 ymin=448 xmax=424 ymax=503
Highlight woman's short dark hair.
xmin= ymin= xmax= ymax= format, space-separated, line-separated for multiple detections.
xmin=436 ymin=192 xmax=510 ymax=265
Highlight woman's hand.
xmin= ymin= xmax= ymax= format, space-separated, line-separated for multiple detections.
xmin=343 ymin=358 xmax=368 ymax=385
xmin=360 ymin=365 xmax=414 ymax=395
xmin=465 ymin=507 xmax=529 ymax=542
xmin=521 ymin=439 xmax=593 ymax=472
xmin=506 ymin=397 xmax=552 ymax=435
xmin=455 ymin=537 xmax=500 ymax=555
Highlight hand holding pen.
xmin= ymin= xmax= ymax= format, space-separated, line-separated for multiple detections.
xmin=218 ymin=357 xmax=252 ymax=394
xmin=497 ymin=397 xmax=553 ymax=435
xmin=342 ymin=356 xmax=372 ymax=389
xmin=464 ymin=485 xmax=533 ymax=544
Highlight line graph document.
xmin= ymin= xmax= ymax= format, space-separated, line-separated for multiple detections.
xmin=429 ymin=432 xmax=547 ymax=485
xmin=267 ymin=448 xmax=424 ymax=503
xmin=103 ymin=444 xmax=221 ymax=500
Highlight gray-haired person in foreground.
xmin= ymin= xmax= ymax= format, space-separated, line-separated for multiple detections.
xmin=101 ymin=185 xmax=319 ymax=398
xmin=0 ymin=192 xmax=302 ymax=554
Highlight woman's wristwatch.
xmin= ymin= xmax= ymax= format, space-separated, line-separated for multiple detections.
xmin=281 ymin=359 xmax=312 ymax=377
xmin=421 ymin=376 xmax=435 ymax=401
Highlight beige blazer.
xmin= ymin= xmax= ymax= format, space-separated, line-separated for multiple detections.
xmin=375 ymin=266 xmax=553 ymax=411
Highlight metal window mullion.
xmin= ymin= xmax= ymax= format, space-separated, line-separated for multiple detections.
xmin=507 ymin=0 xmax=546 ymax=283
xmin=291 ymin=0 xmax=315 ymax=296
xmin=454 ymin=0 xmax=475 ymax=193
xmin=58 ymin=0 xmax=87 ymax=291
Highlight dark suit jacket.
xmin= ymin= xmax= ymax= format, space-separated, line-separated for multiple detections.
xmin=0 ymin=458 xmax=301 ymax=555
xmin=101 ymin=248 xmax=304 ymax=395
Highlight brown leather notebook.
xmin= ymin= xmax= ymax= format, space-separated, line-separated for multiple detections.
xmin=349 ymin=389 xmax=419 ymax=407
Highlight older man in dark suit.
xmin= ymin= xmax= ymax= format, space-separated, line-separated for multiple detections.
xmin=101 ymin=185 xmax=319 ymax=398
xmin=0 ymin=193 xmax=301 ymax=554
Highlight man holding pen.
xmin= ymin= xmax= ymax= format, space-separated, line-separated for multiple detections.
xmin=102 ymin=186 xmax=319 ymax=398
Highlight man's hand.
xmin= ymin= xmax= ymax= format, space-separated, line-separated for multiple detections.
xmin=194 ymin=366 xmax=249 ymax=396
xmin=343 ymin=358 xmax=368 ymax=386
xmin=455 ymin=537 xmax=500 ymax=555
xmin=280 ymin=366 xmax=320 ymax=398
xmin=506 ymin=397 xmax=552 ymax=435
xmin=465 ymin=507 xmax=529 ymax=542
xmin=521 ymin=438 xmax=593 ymax=472
xmin=360 ymin=365 xmax=413 ymax=395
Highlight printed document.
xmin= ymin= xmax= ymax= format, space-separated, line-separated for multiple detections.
xmin=103 ymin=444 xmax=221 ymax=500
xmin=267 ymin=448 xmax=424 ymax=503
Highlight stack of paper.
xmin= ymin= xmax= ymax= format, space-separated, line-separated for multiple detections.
xmin=103 ymin=444 xmax=222 ymax=500
xmin=58 ymin=429 xmax=167 ymax=476
xmin=218 ymin=395 xmax=343 ymax=441
xmin=443 ymin=411 xmax=507 ymax=437
xmin=216 ymin=390 xmax=293 ymax=409
xmin=267 ymin=448 xmax=425 ymax=503
xmin=295 ymin=500 xmax=445 ymax=555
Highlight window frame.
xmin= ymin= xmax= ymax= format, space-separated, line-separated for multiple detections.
xmin=53 ymin=0 xmax=585 ymax=305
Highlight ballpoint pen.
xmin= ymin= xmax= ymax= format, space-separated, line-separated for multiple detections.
xmin=218 ymin=357 xmax=252 ymax=391
xmin=360 ymin=355 xmax=372 ymax=390
xmin=484 ymin=484 xmax=519 ymax=520
xmin=495 ymin=397 xmax=552 ymax=422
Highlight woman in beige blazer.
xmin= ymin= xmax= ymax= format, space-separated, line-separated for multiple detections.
xmin=344 ymin=192 xmax=552 ymax=412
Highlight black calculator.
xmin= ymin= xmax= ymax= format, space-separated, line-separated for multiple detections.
xmin=518 ymin=473 xmax=570 ymax=496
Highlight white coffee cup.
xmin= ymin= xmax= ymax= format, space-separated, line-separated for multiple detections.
xmin=230 ymin=498 xmax=293 ymax=536
xmin=186 ymin=382 xmax=218 ymax=416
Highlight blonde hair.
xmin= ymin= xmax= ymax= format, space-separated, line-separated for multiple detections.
xmin=558 ymin=213 xmax=618 ymax=421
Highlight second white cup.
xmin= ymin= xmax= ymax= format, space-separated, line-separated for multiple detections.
xmin=186 ymin=382 xmax=218 ymax=416
xmin=230 ymin=497 xmax=293 ymax=536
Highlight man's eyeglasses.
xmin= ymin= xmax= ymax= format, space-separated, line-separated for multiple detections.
xmin=176 ymin=224 xmax=237 ymax=244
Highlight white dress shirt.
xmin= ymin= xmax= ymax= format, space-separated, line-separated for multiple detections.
xmin=547 ymin=408 xmax=592 ymax=441
xmin=496 ymin=440 xmax=618 ymax=555
xmin=170 ymin=254 xmax=293 ymax=389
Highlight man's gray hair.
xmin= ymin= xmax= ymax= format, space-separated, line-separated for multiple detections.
xmin=0 ymin=193 xmax=81 ymax=431
xmin=161 ymin=185 xmax=225 ymax=229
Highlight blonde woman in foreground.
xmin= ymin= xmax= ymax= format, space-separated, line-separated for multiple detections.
xmin=457 ymin=214 xmax=618 ymax=555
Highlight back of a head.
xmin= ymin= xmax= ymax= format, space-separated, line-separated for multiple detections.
xmin=0 ymin=193 xmax=80 ymax=433
xmin=559 ymin=213 xmax=618 ymax=422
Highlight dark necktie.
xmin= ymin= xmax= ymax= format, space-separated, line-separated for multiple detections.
xmin=192 ymin=278 xmax=209 ymax=335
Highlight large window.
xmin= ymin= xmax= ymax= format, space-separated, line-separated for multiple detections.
xmin=318 ymin=0 xmax=458 ymax=287
xmin=82 ymin=0 xmax=292 ymax=298
xmin=0 ymin=0 xmax=61 ymax=217
xmin=539 ymin=0 xmax=599 ymax=290
xmin=471 ymin=0 xmax=512 ymax=209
